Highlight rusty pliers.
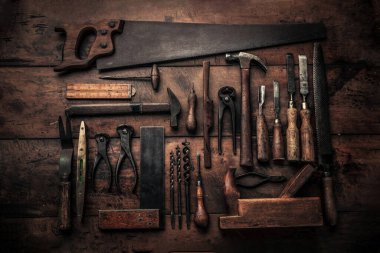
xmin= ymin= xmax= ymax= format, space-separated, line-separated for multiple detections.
xmin=115 ymin=124 xmax=137 ymax=193
xmin=92 ymin=133 xmax=113 ymax=192
xmin=218 ymin=86 xmax=236 ymax=155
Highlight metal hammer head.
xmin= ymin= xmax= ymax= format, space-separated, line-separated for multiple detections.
xmin=226 ymin=52 xmax=267 ymax=72
xmin=167 ymin=88 xmax=181 ymax=128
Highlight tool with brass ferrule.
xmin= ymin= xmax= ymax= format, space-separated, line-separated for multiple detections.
xmin=176 ymin=145 xmax=183 ymax=229
xmin=286 ymin=53 xmax=300 ymax=162
xmin=169 ymin=151 xmax=175 ymax=229
xmin=76 ymin=121 xmax=87 ymax=222
xmin=257 ymin=85 xmax=269 ymax=162
xmin=203 ymin=61 xmax=213 ymax=168
xmin=299 ymin=55 xmax=315 ymax=162
xmin=57 ymin=116 xmax=73 ymax=231
xmin=92 ymin=133 xmax=113 ymax=192
xmin=182 ymin=140 xmax=192 ymax=229
xmin=313 ymin=42 xmax=337 ymax=226
xmin=194 ymin=153 xmax=209 ymax=228
xmin=218 ymin=86 xmax=236 ymax=155
xmin=272 ymin=81 xmax=285 ymax=161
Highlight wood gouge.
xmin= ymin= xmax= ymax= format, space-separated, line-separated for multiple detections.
xmin=257 ymin=85 xmax=269 ymax=162
xmin=272 ymin=80 xmax=285 ymax=161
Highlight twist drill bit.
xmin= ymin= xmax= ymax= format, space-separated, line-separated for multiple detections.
xmin=182 ymin=140 xmax=192 ymax=230
xmin=169 ymin=151 xmax=175 ymax=229
xmin=175 ymin=145 xmax=183 ymax=229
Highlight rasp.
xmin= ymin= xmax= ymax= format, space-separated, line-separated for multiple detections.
xmin=54 ymin=20 xmax=326 ymax=71
xmin=76 ymin=121 xmax=87 ymax=222
xmin=313 ymin=42 xmax=337 ymax=226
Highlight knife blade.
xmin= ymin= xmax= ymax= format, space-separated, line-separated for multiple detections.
xmin=76 ymin=121 xmax=87 ymax=222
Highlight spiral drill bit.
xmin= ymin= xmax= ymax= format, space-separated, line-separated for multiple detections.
xmin=169 ymin=151 xmax=175 ymax=229
xmin=175 ymin=145 xmax=183 ymax=229
xmin=182 ymin=139 xmax=192 ymax=229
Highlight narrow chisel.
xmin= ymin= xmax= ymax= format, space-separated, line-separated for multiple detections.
xmin=256 ymin=85 xmax=269 ymax=162
xmin=272 ymin=80 xmax=285 ymax=161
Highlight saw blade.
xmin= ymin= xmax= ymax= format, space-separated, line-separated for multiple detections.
xmin=97 ymin=21 xmax=326 ymax=70
xmin=299 ymin=55 xmax=309 ymax=96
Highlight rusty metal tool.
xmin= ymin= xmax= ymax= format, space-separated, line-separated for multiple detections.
xmin=76 ymin=121 xmax=87 ymax=222
xmin=218 ymin=86 xmax=236 ymax=155
xmin=54 ymin=19 xmax=326 ymax=71
xmin=272 ymin=80 xmax=285 ymax=161
xmin=115 ymin=124 xmax=137 ymax=194
xmin=226 ymin=52 xmax=267 ymax=168
xmin=203 ymin=61 xmax=213 ymax=168
xmin=182 ymin=140 xmax=192 ymax=229
xmin=100 ymin=64 xmax=160 ymax=91
xmin=186 ymin=86 xmax=197 ymax=133
xmin=194 ymin=153 xmax=209 ymax=228
xmin=169 ymin=151 xmax=175 ymax=229
xmin=313 ymin=42 xmax=337 ymax=226
xmin=65 ymin=88 xmax=181 ymax=128
xmin=257 ymin=85 xmax=269 ymax=162
xmin=286 ymin=53 xmax=300 ymax=162
xmin=299 ymin=55 xmax=315 ymax=162
xmin=57 ymin=116 xmax=73 ymax=231
xmin=92 ymin=133 xmax=113 ymax=192
xmin=175 ymin=145 xmax=183 ymax=229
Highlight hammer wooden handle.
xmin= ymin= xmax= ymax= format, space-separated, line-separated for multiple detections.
xmin=272 ymin=121 xmax=285 ymax=161
xmin=194 ymin=182 xmax=209 ymax=228
xmin=186 ymin=87 xmax=197 ymax=132
xmin=58 ymin=181 xmax=71 ymax=231
xmin=322 ymin=175 xmax=337 ymax=226
xmin=300 ymin=108 xmax=315 ymax=162
xmin=256 ymin=114 xmax=269 ymax=162
xmin=240 ymin=68 xmax=253 ymax=167
xmin=286 ymin=107 xmax=300 ymax=161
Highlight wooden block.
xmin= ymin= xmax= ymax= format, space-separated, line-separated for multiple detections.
xmin=98 ymin=209 xmax=160 ymax=230
xmin=219 ymin=197 xmax=323 ymax=229
xmin=66 ymin=83 xmax=136 ymax=99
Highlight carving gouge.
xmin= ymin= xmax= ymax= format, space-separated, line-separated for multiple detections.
xmin=256 ymin=85 xmax=269 ymax=162
xmin=272 ymin=80 xmax=285 ymax=161
xmin=76 ymin=121 xmax=87 ymax=222
xmin=299 ymin=55 xmax=315 ymax=162
xmin=313 ymin=42 xmax=337 ymax=226
xmin=286 ymin=53 xmax=300 ymax=162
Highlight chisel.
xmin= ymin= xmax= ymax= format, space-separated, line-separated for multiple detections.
xmin=272 ymin=80 xmax=285 ymax=161
xmin=313 ymin=43 xmax=337 ymax=226
xmin=76 ymin=121 xmax=87 ymax=222
xmin=256 ymin=85 xmax=269 ymax=162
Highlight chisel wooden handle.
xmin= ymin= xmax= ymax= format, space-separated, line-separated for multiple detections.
xmin=58 ymin=181 xmax=71 ymax=231
xmin=186 ymin=87 xmax=197 ymax=132
xmin=272 ymin=121 xmax=285 ymax=161
xmin=322 ymin=175 xmax=337 ymax=226
xmin=279 ymin=164 xmax=316 ymax=198
xmin=194 ymin=182 xmax=209 ymax=228
xmin=256 ymin=114 xmax=269 ymax=162
xmin=286 ymin=108 xmax=300 ymax=161
xmin=240 ymin=68 xmax=253 ymax=167
xmin=300 ymin=108 xmax=315 ymax=162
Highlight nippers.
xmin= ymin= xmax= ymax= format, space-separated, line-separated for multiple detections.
xmin=218 ymin=86 xmax=236 ymax=155
xmin=92 ymin=133 xmax=113 ymax=192
xmin=235 ymin=171 xmax=286 ymax=188
xmin=115 ymin=124 xmax=137 ymax=193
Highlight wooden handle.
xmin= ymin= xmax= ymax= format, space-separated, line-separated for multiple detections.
xmin=256 ymin=114 xmax=269 ymax=162
xmin=286 ymin=108 xmax=300 ymax=161
xmin=322 ymin=176 xmax=338 ymax=226
xmin=203 ymin=61 xmax=213 ymax=168
xmin=240 ymin=68 xmax=253 ymax=167
xmin=224 ymin=168 xmax=240 ymax=215
xmin=186 ymin=87 xmax=197 ymax=132
xmin=151 ymin=64 xmax=160 ymax=91
xmin=194 ymin=184 xmax=209 ymax=228
xmin=279 ymin=164 xmax=316 ymax=198
xmin=272 ymin=121 xmax=285 ymax=161
xmin=300 ymin=108 xmax=315 ymax=162
xmin=58 ymin=181 xmax=71 ymax=231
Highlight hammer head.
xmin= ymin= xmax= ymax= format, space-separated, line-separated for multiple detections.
xmin=167 ymin=88 xmax=181 ymax=128
xmin=226 ymin=52 xmax=267 ymax=72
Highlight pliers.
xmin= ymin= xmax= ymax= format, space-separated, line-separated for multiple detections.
xmin=115 ymin=124 xmax=137 ymax=193
xmin=92 ymin=133 xmax=113 ymax=192
xmin=218 ymin=86 xmax=236 ymax=155
xmin=235 ymin=171 xmax=286 ymax=188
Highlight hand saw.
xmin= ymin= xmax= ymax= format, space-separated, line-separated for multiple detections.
xmin=54 ymin=20 xmax=326 ymax=72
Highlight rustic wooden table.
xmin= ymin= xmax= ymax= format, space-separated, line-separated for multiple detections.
xmin=0 ymin=0 xmax=379 ymax=252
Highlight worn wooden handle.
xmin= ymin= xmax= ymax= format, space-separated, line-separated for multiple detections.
xmin=286 ymin=108 xmax=300 ymax=161
xmin=58 ymin=181 xmax=71 ymax=231
xmin=240 ymin=68 xmax=253 ymax=167
xmin=151 ymin=64 xmax=160 ymax=91
xmin=300 ymin=109 xmax=315 ymax=162
xmin=256 ymin=114 xmax=269 ymax=162
xmin=194 ymin=184 xmax=209 ymax=228
xmin=224 ymin=168 xmax=240 ymax=215
xmin=272 ymin=121 xmax=285 ymax=161
xmin=186 ymin=87 xmax=197 ymax=132
xmin=279 ymin=164 xmax=316 ymax=198
xmin=322 ymin=176 xmax=338 ymax=226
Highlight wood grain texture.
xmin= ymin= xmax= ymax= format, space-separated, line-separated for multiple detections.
xmin=66 ymin=83 xmax=135 ymax=99
xmin=300 ymin=108 xmax=315 ymax=162
xmin=286 ymin=107 xmax=300 ymax=161
xmin=256 ymin=114 xmax=269 ymax=162
xmin=98 ymin=209 xmax=160 ymax=230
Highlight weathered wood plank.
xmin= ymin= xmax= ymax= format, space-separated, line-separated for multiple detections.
xmin=0 ymin=66 xmax=378 ymax=138
xmin=0 ymin=0 xmax=378 ymax=66
xmin=0 ymin=135 xmax=379 ymax=218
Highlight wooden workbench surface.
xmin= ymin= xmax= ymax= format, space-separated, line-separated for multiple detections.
xmin=0 ymin=0 xmax=379 ymax=252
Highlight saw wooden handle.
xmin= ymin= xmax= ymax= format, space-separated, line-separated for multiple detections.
xmin=54 ymin=20 xmax=124 ymax=72
xmin=194 ymin=183 xmax=209 ymax=228
xmin=240 ymin=68 xmax=253 ymax=167
xmin=272 ymin=121 xmax=285 ymax=161
xmin=256 ymin=114 xmax=269 ymax=162
xmin=286 ymin=108 xmax=300 ymax=161
xmin=58 ymin=181 xmax=71 ymax=231
xmin=186 ymin=87 xmax=197 ymax=132
xmin=322 ymin=175 xmax=338 ymax=226
xmin=300 ymin=108 xmax=315 ymax=162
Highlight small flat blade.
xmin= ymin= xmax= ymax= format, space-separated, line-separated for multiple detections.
xmin=299 ymin=55 xmax=309 ymax=96
xmin=76 ymin=121 xmax=87 ymax=222
xmin=97 ymin=21 xmax=326 ymax=70
xmin=273 ymin=81 xmax=280 ymax=119
xmin=286 ymin=53 xmax=296 ymax=95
